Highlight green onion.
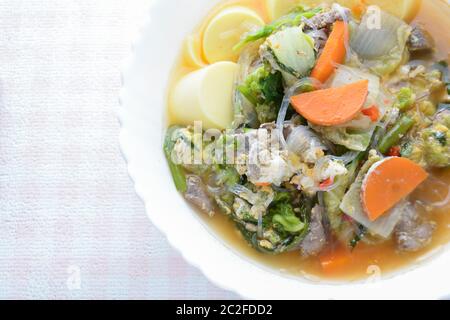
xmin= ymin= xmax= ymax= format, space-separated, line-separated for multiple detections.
xmin=378 ymin=115 xmax=415 ymax=154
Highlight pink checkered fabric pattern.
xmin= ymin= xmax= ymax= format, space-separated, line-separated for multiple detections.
xmin=0 ymin=0 xmax=238 ymax=300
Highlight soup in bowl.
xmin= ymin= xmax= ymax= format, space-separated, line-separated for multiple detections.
xmin=160 ymin=0 xmax=450 ymax=286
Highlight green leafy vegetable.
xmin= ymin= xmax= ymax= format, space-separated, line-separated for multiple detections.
xmin=263 ymin=26 xmax=316 ymax=80
xmin=310 ymin=124 xmax=373 ymax=152
xmin=233 ymin=7 xmax=321 ymax=51
xmin=418 ymin=100 xmax=437 ymax=117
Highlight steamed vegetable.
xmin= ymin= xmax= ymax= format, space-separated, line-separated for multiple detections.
xmin=237 ymin=64 xmax=284 ymax=124
xmin=393 ymin=87 xmax=416 ymax=111
xmin=202 ymin=6 xmax=265 ymax=63
xmin=319 ymin=246 xmax=353 ymax=273
xmin=361 ymin=157 xmax=429 ymax=221
xmin=233 ymin=6 xmax=322 ymax=51
xmin=291 ymin=80 xmax=369 ymax=126
xmin=323 ymin=154 xmax=362 ymax=230
xmin=232 ymin=43 xmax=263 ymax=129
xmin=330 ymin=65 xmax=381 ymax=107
xmin=350 ymin=10 xmax=412 ymax=76
xmin=433 ymin=61 xmax=449 ymax=96
xmin=340 ymin=151 xmax=405 ymax=238
xmin=262 ymin=26 xmax=316 ymax=81
xmin=311 ymin=21 xmax=348 ymax=83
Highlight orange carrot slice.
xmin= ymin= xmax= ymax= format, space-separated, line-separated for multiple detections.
xmin=362 ymin=157 xmax=429 ymax=221
xmin=362 ymin=105 xmax=380 ymax=122
xmin=290 ymin=80 xmax=369 ymax=126
xmin=311 ymin=21 xmax=348 ymax=83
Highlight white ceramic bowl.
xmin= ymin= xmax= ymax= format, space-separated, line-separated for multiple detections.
xmin=119 ymin=0 xmax=450 ymax=299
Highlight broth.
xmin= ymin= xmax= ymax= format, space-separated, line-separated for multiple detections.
xmin=167 ymin=0 xmax=450 ymax=281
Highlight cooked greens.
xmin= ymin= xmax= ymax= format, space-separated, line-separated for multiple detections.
xmin=262 ymin=26 xmax=316 ymax=80
xmin=238 ymin=64 xmax=284 ymax=123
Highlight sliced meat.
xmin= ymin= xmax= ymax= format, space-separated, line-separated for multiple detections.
xmin=300 ymin=205 xmax=327 ymax=257
xmin=305 ymin=8 xmax=349 ymax=31
xmin=408 ymin=26 xmax=434 ymax=52
xmin=185 ymin=175 xmax=215 ymax=217
xmin=394 ymin=203 xmax=436 ymax=252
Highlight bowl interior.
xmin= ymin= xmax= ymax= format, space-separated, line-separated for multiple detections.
xmin=119 ymin=0 xmax=450 ymax=299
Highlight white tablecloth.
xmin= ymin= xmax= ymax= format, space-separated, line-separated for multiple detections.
xmin=0 ymin=0 xmax=238 ymax=299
